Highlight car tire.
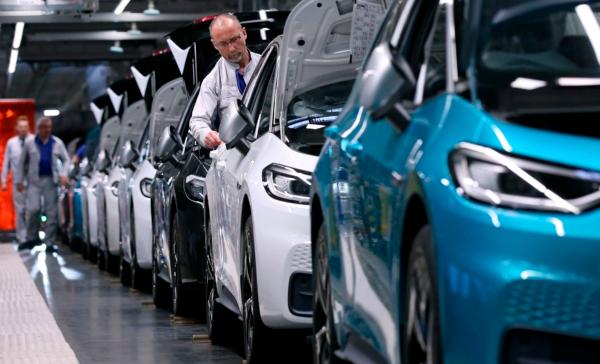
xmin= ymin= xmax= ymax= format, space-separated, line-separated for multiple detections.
xmin=97 ymin=248 xmax=106 ymax=271
xmin=205 ymin=209 xmax=235 ymax=345
xmin=88 ymin=244 xmax=97 ymax=263
xmin=313 ymin=222 xmax=346 ymax=364
xmin=404 ymin=225 xmax=442 ymax=364
xmin=171 ymin=214 xmax=193 ymax=316
xmin=107 ymin=252 xmax=120 ymax=275
xmin=241 ymin=215 xmax=271 ymax=363
xmin=152 ymin=240 xmax=171 ymax=310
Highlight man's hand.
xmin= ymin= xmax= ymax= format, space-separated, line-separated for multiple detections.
xmin=16 ymin=183 xmax=24 ymax=193
xmin=204 ymin=131 xmax=222 ymax=149
xmin=59 ymin=176 xmax=69 ymax=187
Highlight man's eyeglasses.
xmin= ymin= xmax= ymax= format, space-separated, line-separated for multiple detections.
xmin=213 ymin=34 xmax=243 ymax=49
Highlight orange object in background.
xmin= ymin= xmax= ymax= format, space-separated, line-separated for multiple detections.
xmin=0 ymin=99 xmax=35 ymax=232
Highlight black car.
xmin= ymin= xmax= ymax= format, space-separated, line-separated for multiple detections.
xmin=150 ymin=11 xmax=289 ymax=316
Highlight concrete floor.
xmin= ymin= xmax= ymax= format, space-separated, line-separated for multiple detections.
xmin=17 ymin=243 xmax=243 ymax=364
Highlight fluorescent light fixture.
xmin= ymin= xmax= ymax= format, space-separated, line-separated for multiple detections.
xmin=259 ymin=10 xmax=267 ymax=20
xmin=8 ymin=49 xmax=19 ymax=74
xmin=43 ymin=109 xmax=60 ymax=117
xmin=510 ymin=77 xmax=547 ymax=90
xmin=110 ymin=40 xmax=124 ymax=53
xmin=114 ymin=0 xmax=131 ymax=15
xmin=575 ymin=4 xmax=600 ymax=65
xmin=127 ymin=22 xmax=142 ymax=35
xmin=557 ymin=77 xmax=600 ymax=87
xmin=144 ymin=0 xmax=160 ymax=15
xmin=12 ymin=22 xmax=25 ymax=49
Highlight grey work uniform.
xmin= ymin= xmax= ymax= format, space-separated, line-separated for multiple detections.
xmin=189 ymin=51 xmax=261 ymax=147
xmin=14 ymin=135 xmax=70 ymax=243
xmin=1 ymin=134 xmax=32 ymax=242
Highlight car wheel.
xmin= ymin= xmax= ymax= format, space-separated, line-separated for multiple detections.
xmin=81 ymin=240 xmax=89 ymax=259
xmin=152 ymin=238 xmax=171 ymax=310
xmin=97 ymin=248 xmax=106 ymax=271
xmin=313 ymin=222 xmax=344 ymax=364
xmin=171 ymin=214 xmax=192 ymax=316
xmin=205 ymin=210 xmax=233 ymax=345
xmin=404 ymin=225 xmax=442 ymax=364
xmin=107 ymin=252 xmax=120 ymax=275
xmin=88 ymin=244 xmax=97 ymax=263
xmin=241 ymin=215 xmax=270 ymax=363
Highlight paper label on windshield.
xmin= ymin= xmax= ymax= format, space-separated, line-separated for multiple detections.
xmin=350 ymin=0 xmax=385 ymax=63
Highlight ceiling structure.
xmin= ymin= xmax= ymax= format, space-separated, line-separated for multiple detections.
xmin=0 ymin=0 xmax=298 ymax=143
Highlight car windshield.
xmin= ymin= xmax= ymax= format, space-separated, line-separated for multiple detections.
xmin=480 ymin=3 xmax=600 ymax=77
xmin=285 ymin=79 xmax=354 ymax=156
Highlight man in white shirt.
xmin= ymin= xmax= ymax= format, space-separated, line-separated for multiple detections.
xmin=189 ymin=13 xmax=262 ymax=148
xmin=1 ymin=116 xmax=32 ymax=243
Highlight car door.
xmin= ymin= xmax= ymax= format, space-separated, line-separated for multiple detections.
xmin=214 ymin=45 xmax=279 ymax=308
xmin=338 ymin=0 xmax=447 ymax=360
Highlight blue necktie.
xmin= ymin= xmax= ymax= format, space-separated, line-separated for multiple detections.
xmin=235 ymin=69 xmax=246 ymax=95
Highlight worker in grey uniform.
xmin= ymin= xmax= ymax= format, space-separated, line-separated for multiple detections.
xmin=189 ymin=13 xmax=262 ymax=148
xmin=15 ymin=117 xmax=70 ymax=251
xmin=1 ymin=115 xmax=33 ymax=244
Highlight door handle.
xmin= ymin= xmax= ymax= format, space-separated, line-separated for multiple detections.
xmin=215 ymin=161 xmax=226 ymax=171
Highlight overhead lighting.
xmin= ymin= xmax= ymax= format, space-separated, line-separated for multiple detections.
xmin=113 ymin=0 xmax=132 ymax=15
xmin=144 ymin=0 xmax=160 ymax=15
xmin=12 ymin=22 xmax=25 ymax=49
xmin=8 ymin=49 xmax=19 ymax=74
xmin=110 ymin=40 xmax=124 ymax=53
xmin=510 ymin=77 xmax=547 ymax=90
xmin=557 ymin=77 xmax=600 ymax=87
xmin=43 ymin=109 xmax=60 ymax=117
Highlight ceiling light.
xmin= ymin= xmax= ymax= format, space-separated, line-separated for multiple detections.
xmin=127 ymin=22 xmax=142 ymax=35
xmin=110 ymin=41 xmax=124 ymax=53
xmin=12 ymin=22 xmax=25 ymax=49
xmin=8 ymin=49 xmax=19 ymax=74
xmin=43 ymin=109 xmax=60 ymax=117
xmin=575 ymin=4 xmax=600 ymax=65
xmin=144 ymin=0 xmax=160 ymax=15
xmin=113 ymin=0 xmax=131 ymax=15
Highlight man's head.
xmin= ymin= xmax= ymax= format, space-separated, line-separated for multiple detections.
xmin=210 ymin=13 xmax=248 ymax=64
xmin=37 ymin=117 xmax=52 ymax=141
xmin=15 ymin=115 xmax=30 ymax=138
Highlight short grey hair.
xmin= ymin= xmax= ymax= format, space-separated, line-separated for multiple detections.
xmin=36 ymin=116 xmax=52 ymax=127
xmin=209 ymin=13 xmax=242 ymax=37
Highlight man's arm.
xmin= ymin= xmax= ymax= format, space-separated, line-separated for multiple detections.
xmin=189 ymin=68 xmax=220 ymax=148
xmin=1 ymin=140 xmax=11 ymax=189
xmin=14 ymin=141 xmax=26 ymax=188
xmin=56 ymin=139 xmax=70 ymax=177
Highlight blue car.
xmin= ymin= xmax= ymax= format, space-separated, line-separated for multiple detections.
xmin=310 ymin=0 xmax=600 ymax=363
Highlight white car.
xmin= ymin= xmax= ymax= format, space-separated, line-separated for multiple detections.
xmin=103 ymin=97 xmax=147 ymax=273
xmin=85 ymin=111 xmax=120 ymax=262
xmin=128 ymin=76 xmax=189 ymax=280
xmin=205 ymin=0 xmax=357 ymax=360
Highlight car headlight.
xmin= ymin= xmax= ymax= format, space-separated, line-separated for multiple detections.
xmin=262 ymin=164 xmax=311 ymax=205
xmin=450 ymin=142 xmax=600 ymax=214
xmin=140 ymin=178 xmax=152 ymax=198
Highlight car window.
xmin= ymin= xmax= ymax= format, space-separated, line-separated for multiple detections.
xmin=395 ymin=0 xmax=440 ymax=77
xmin=423 ymin=4 xmax=448 ymax=99
xmin=254 ymin=64 xmax=277 ymax=138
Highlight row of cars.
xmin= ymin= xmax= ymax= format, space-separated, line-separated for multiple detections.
xmin=62 ymin=0 xmax=600 ymax=363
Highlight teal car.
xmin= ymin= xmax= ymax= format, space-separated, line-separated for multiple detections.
xmin=310 ymin=0 xmax=600 ymax=363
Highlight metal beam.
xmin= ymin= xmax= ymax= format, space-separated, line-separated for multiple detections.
xmin=28 ymin=31 xmax=166 ymax=42
xmin=0 ymin=12 xmax=209 ymax=24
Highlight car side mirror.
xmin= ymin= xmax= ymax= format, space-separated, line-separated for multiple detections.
xmin=120 ymin=140 xmax=139 ymax=170
xmin=157 ymin=125 xmax=184 ymax=164
xmin=219 ymin=99 xmax=254 ymax=155
xmin=360 ymin=44 xmax=416 ymax=130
